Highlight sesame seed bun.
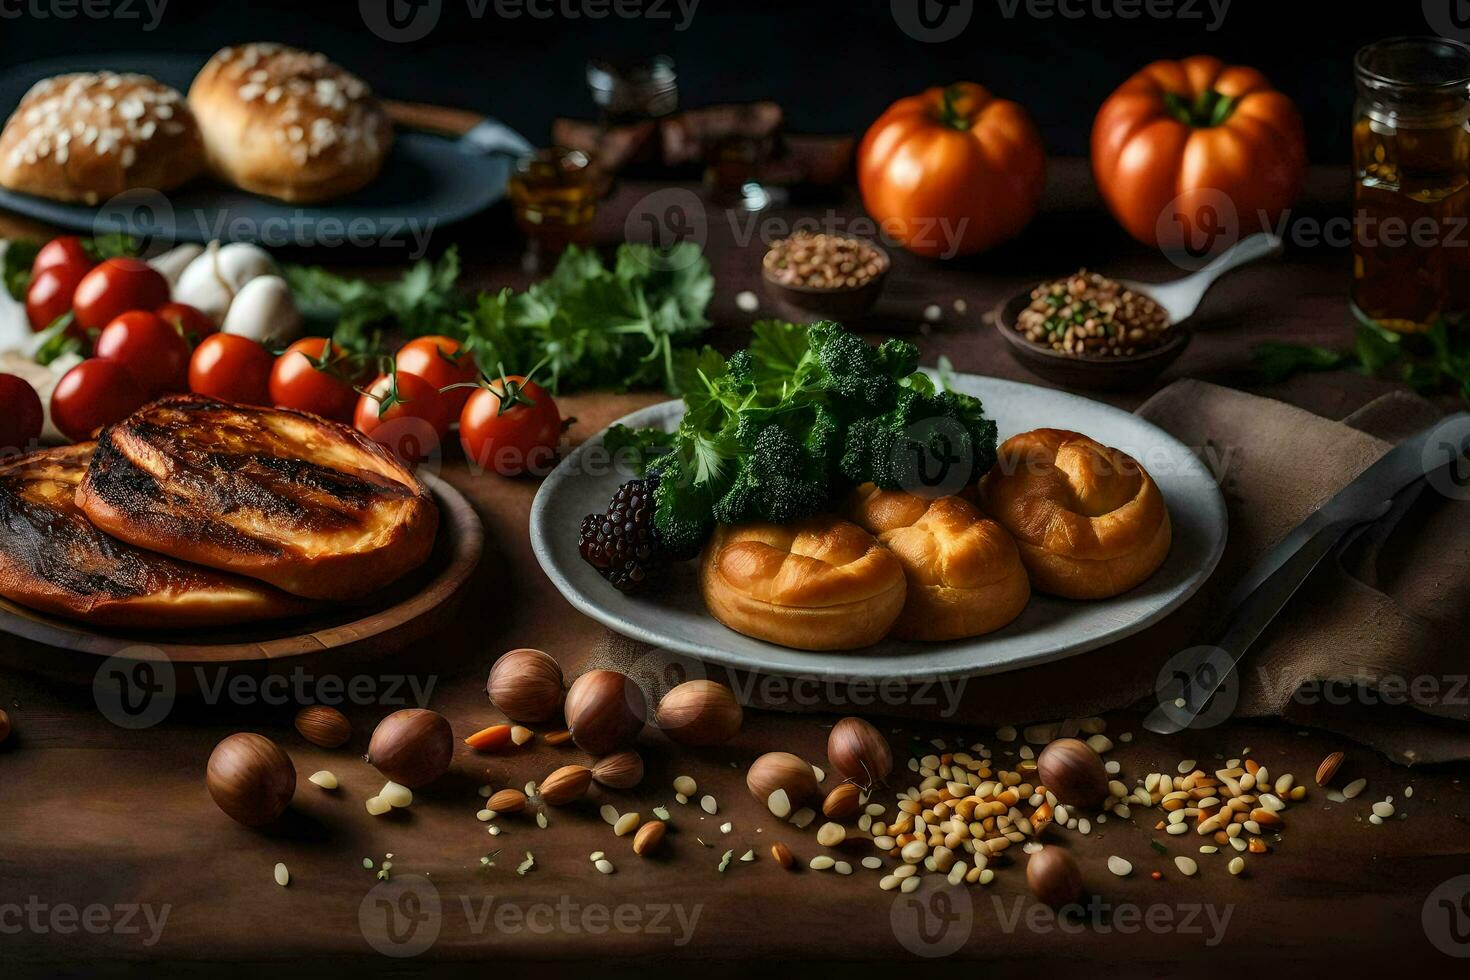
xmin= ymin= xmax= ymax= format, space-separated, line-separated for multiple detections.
xmin=188 ymin=43 xmax=392 ymax=203
xmin=0 ymin=72 xmax=204 ymax=206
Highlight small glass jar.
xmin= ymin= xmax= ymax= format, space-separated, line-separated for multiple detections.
xmin=507 ymin=147 xmax=599 ymax=262
xmin=1352 ymin=37 xmax=1470 ymax=334
xmin=586 ymin=56 xmax=678 ymax=127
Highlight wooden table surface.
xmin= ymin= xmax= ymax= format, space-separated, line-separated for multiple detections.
xmin=2 ymin=160 xmax=1469 ymax=976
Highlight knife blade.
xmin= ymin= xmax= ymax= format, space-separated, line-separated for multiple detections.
xmin=1142 ymin=411 xmax=1470 ymax=735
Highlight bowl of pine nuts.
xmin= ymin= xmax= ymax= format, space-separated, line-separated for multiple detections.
xmin=761 ymin=232 xmax=890 ymax=322
xmin=990 ymin=269 xmax=1191 ymax=391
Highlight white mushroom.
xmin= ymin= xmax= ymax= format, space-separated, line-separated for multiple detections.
xmin=174 ymin=241 xmax=277 ymax=324
xmin=148 ymin=243 xmax=204 ymax=289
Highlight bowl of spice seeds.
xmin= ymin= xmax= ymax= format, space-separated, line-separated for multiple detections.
xmin=991 ymin=269 xmax=1189 ymax=391
xmin=761 ymin=232 xmax=890 ymax=321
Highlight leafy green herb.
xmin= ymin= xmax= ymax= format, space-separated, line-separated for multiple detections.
xmin=85 ymin=232 xmax=140 ymax=261
xmin=641 ymin=320 xmax=999 ymax=558
xmin=283 ymin=247 xmax=466 ymax=354
xmin=1252 ymin=316 xmax=1470 ymax=402
xmin=3 ymin=238 xmax=39 ymax=301
xmin=1150 ymin=840 xmax=1168 ymax=855
xmin=460 ymin=242 xmax=713 ymax=393
xmin=32 ymin=313 xmax=81 ymax=367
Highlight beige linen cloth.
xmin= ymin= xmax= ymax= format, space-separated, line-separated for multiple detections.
xmin=595 ymin=380 xmax=1470 ymax=764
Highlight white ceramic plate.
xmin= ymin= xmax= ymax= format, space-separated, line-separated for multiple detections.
xmin=531 ymin=374 xmax=1227 ymax=681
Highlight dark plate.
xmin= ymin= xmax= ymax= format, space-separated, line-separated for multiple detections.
xmin=0 ymin=53 xmax=525 ymax=245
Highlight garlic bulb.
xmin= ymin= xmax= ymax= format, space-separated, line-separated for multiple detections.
xmin=221 ymin=275 xmax=301 ymax=345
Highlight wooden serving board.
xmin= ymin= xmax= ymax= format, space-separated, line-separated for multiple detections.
xmin=0 ymin=473 xmax=483 ymax=685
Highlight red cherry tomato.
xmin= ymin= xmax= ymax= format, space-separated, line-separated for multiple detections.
xmin=26 ymin=265 xmax=87 ymax=333
xmin=394 ymin=335 xmax=479 ymax=415
xmin=189 ymin=334 xmax=274 ymax=405
xmin=72 ymin=257 xmax=170 ymax=334
xmin=50 ymin=358 xmax=148 ymax=442
xmin=32 ymin=236 xmax=95 ymax=279
xmin=269 ymin=338 xmax=359 ymax=422
xmin=0 ymin=374 xmax=44 ymax=454
xmin=94 ymin=311 xmax=191 ymax=398
xmin=156 ymin=302 xmax=217 ymax=346
xmin=354 ymin=371 xmax=452 ymax=465
xmin=458 ymin=376 xmax=562 ymax=477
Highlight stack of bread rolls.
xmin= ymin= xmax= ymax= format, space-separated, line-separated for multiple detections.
xmin=0 ymin=43 xmax=390 ymax=205
xmin=699 ymin=428 xmax=1172 ymax=651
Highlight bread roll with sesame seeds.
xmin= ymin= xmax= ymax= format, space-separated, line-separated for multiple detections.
xmin=188 ymin=43 xmax=392 ymax=203
xmin=0 ymin=72 xmax=203 ymax=205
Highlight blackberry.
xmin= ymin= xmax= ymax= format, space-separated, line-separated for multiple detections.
xmin=578 ymin=476 xmax=668 ymax=592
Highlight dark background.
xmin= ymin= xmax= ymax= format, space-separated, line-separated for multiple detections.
xmin=0 ymin=0 xmax=1448 ymax=162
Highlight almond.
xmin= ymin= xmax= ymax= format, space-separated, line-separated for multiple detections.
xmin=1315 ymin=751 xmax=1344 ymax=787
xmin=540 ymin=764 xmax=592 ymax=805
xmin=294 ymin=705 xmax=351 ymax=748
xmin=822 ymin=782 xmax=861 ymax=820
xmin=486 ymin=788 xmax=527 ymax=813
xmin=770 ymin=842 xmax=795 ymax=870
xmin=592 ymin=750 xmax=644 ymax=790
xmin=632 ymin=820 xmax=666 ymax=856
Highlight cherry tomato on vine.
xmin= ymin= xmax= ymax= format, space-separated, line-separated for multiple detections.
xmin=189 ymin=334 xmax=274 ymax=405
xmin=32 ymin=236 xmax=94 ymax=280
xmin=156 ymin=302 xmax=217 ymax=346
xmin=95 ymin=311 xmax=191 ymax=397
xmin=393 ymin=335 xmax=478 ymax=414
xmin=458 ymin=375 xmax=563 ymax=477
xmin=0 ymin=374 xmax=44 ymax=454
xmin=354 ymin=371 xmax=451 ymax=465
xmin=26 ymin=266 xmax=87 ymax=334
xmin=50 ymin=358 xmax=147 ymax=442
xmin=269 ymin=337 xmax=359 ymax=422
xmin=72 ymin=258 xmax=170 ymax=333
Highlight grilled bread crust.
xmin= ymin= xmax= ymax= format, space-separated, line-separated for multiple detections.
xmin=76 ymin=395 xmax=438 ymax=600
xmin=0 ymin=444 xmax=309 ymax=628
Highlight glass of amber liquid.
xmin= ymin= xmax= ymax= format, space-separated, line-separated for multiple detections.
xmin=1353 ymin=38 xmax=1470 ymax=334
xmin=508 ymin=147 xmax=599 ymax=265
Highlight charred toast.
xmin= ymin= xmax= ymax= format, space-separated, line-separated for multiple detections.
xmin=0 ymin=444 xmax=310 ymax=627
xmin=76 ymin=395 xmax=438 ymax=601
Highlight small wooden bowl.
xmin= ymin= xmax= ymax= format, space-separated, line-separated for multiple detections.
xmin=761 ymin=244 xmax=890 ymax=323
xmin=990 ymin=292 xmax=1191 ymax=391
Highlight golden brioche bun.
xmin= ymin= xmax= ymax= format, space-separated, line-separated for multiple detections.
xmin=0 ymin=72 xmax=203 ymax=205
xmin=188 ymin=43 xmax=391 ymax=202
xmin=980 ymin=428 xmax=1171 ymax=599
xmin=699 ymin=515 xmax=906 ymax=651
xmin=845 ymin=486 xmax=1030 ymax=641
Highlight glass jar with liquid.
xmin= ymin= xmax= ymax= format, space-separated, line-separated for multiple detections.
xmin=508 ymin=147 xmax=599 ymax=262
xmin=1353 ymin=37 xmax=1470 ymax=334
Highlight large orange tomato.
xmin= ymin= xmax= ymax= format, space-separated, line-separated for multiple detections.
xmin=1092 ymin=56 xmax=1305 ymax=250
xmin=858 ymin=83 xmax=1045 ymax=259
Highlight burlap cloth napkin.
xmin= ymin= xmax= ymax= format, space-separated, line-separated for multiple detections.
xmin=590 ymin=380 xmax=1470 ymax=765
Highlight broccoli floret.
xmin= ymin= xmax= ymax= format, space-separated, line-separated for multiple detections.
xmin=840 ymin=386 xmax=998 ymax=494
xmin=711 ymin=423 xmax=828 ymax=525
xmin=650 ymin=456 xmax=711 ymax=560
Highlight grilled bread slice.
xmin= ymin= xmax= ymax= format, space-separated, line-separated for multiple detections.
xmin=0 ymin=444 xmax=310 ymax=628
xmin=76 ymin=395 xmax=439 ymax=601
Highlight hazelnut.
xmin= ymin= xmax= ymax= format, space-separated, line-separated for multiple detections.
xmin=1026 ymin=846 xmax=1083 ymax=908
xmin=655 ymin=680 xmax=742 ymax=747
xmin=592 ymin=749 xmax=645 ymax=789
xmin=293 ymin=705 xmax=351 ymax=748
xmin=1037 ymin=737 xmax=1108 ymax=808
xmin=827 ymin=717 xmax=892 ymax=788
xmin=822 ymin=782 xmax=862 ymax=819
xmin=207 ymin=732 xmax=296 ymax=828
xmin=486 ymin=648 xmax=565 ymax=722
xmin=564 ymin=670 xmax=645 ymax=754
xmin=367 ymin=708 xmax=453 ymax=788
xmin=746 ymin=751 xmax=819 ymax=814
